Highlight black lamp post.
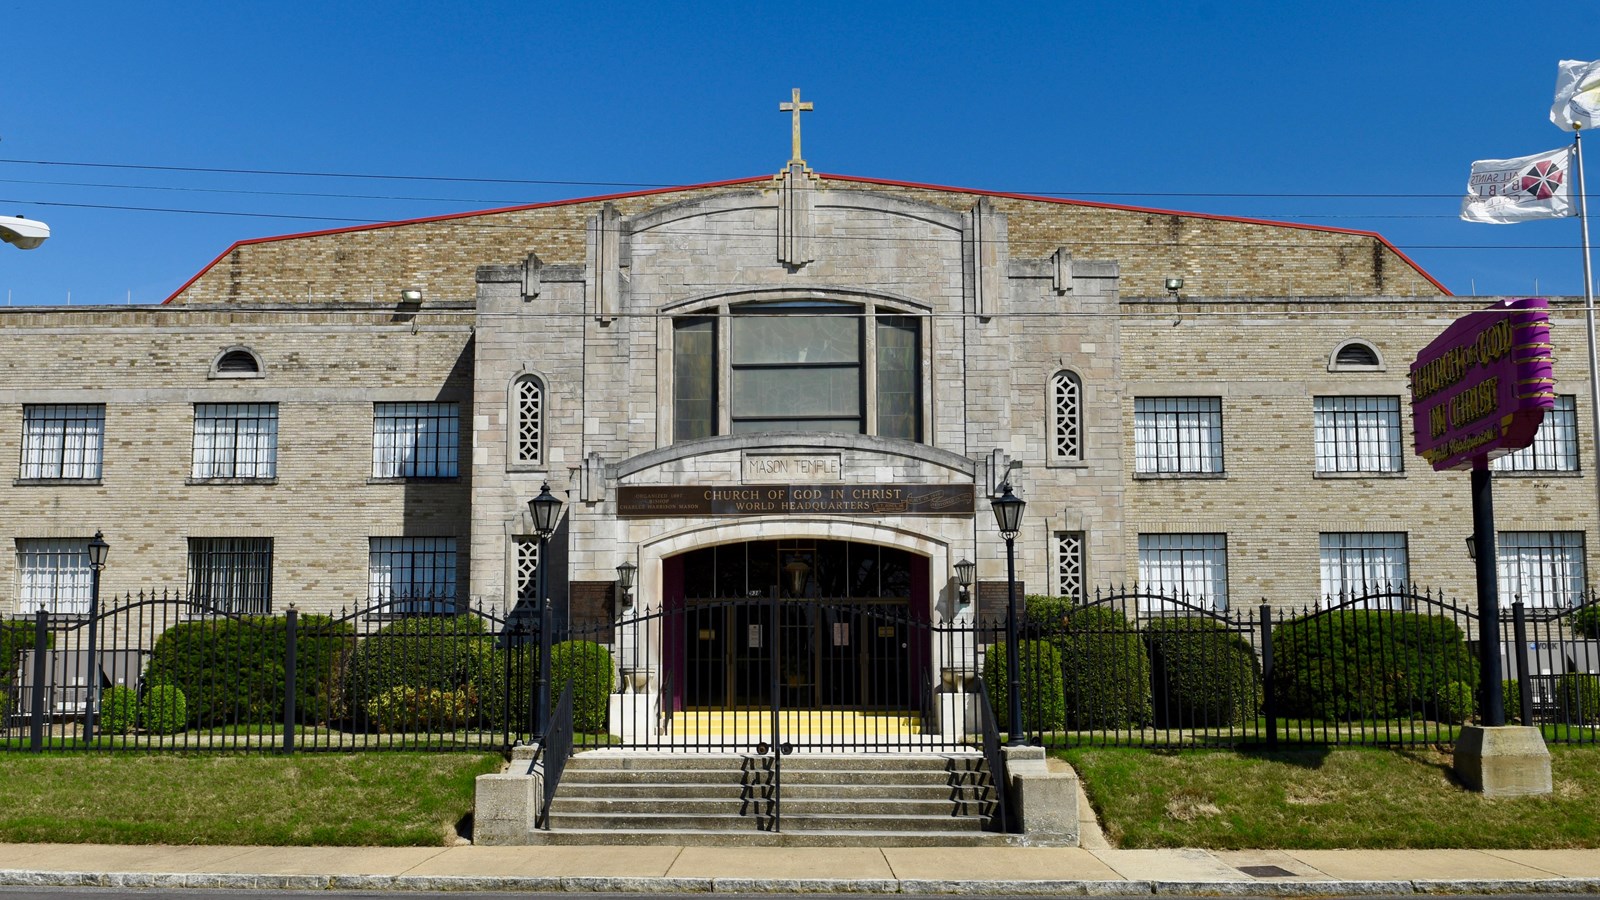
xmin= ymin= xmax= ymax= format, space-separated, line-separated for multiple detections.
xmin=528 ymin=484 xmax=562 ymax=740
xmin=82 ymin=531 xmax=109 ymax=743
xmin=616 ymin=560 xmax=637 ymax=608
xmin=991 ymin=482 xmax=1026 ymax=746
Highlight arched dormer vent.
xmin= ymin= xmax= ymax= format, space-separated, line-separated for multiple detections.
xmin=1329 ymin=340 xmax=1383 ymax=372
xmin=210 ymin=347 xmax=264 ymax=379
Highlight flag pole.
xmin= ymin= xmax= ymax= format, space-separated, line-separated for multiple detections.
xmin=1578 ymin=126 xmax=1600 ymax=535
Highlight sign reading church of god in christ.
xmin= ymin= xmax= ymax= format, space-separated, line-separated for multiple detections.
xmin=1409 ymin=297 xmax=1556 ymax=471
xmin=617 ymin=484 xmax=975 ymax=518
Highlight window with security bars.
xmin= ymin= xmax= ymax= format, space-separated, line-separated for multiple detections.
xmin=1498 ymin=531 xmax=1586 ymax=607
xmin=1319 ymin=532 xmax=1408 ymax=605
xmin=369 ymin=537 xmax=457 ymax=613
xmin=512 ymin=376 xmax=543 ymax=466
xmin=1493 ymin=395 xmax=1579 ymax=473
xmin=192 ymin=403 xmax=277 ymax=479
xmin=1051 ymin=371 xmax=1082 ymax=462
xmin=372 ymin=402 xmax=459 ymax=478
xmin=1133 ymin=397 xmax=1222 ymax=474
xmin=188 ymin=537 xmax=273 ymax=614
xmin=16 ymin=538 xmax=93 ymax=616
xmin=20 ymin=405 xmax=104 ymax=480
xmin=1313 ymin=396 xmax=1401 ymax=473
xmin=514 ymin=536 xmax=539 ymax=607
xmin=1056 ymin=531 xmax=1085 ymax=601
xmin=1137 ymin=533 xmax=1228 ymax=609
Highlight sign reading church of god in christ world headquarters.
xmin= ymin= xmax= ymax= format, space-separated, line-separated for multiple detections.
xmin=1409 ymin=296 xmax=1556 ymax=471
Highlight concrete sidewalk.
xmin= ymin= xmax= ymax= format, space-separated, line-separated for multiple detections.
xmin=1 ymin=843 xmax=1599 ymax=894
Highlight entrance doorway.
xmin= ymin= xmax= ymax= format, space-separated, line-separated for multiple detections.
xmin=663 ymin=539 xmax=929 ymax=711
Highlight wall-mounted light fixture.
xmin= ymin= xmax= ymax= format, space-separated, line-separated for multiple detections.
xmin=1465 ymin=536 xmax=1477 ymax=560
xmin=616 ymin=560 xmax=637 ymax=607
xmin=400 ymin=288 xmax=423 ymax=303
xmin=955 ymin=558 xmax=975 ymax=605
xmin=1165 ymin=277 xmax=1184 ymax=295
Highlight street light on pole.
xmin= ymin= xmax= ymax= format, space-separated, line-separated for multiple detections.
xmin=0 ymin=215 xmax=50 ymax=251
xmin=990 ymin=482 xmax=1026 ymax=746
xmin=527 ymin=484 xmax=562 ymax=741
xmin=82 ymin=531 xmax=109 ymax=743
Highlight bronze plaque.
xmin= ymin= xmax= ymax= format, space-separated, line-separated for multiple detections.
xmin=617 ymin=484 xmax=974 ymax=518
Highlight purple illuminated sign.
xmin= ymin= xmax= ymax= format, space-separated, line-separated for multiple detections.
xmin=1410 ymin=297 xmax=1555 ymax=472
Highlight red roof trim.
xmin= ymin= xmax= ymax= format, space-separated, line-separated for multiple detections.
xmin=162 ymin=171 xmax=1450 ymax=303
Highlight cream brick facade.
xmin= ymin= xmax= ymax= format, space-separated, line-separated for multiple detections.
xmin=0 ymin=169 xmax=1590 ymax=643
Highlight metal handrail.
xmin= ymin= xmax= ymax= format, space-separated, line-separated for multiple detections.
xmin=972 ymin=675 xmax=1012 ymax=833
xmin=536 ymin=679 xmax=574 ymax=830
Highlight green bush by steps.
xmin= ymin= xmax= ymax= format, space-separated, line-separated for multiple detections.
xmin=1144 ymin=616 xmax=1260 ymax=728
xmin=981 ymin=639 xmax=1065 ymax=733
xmin=548 ymin=640 xmax=615 ymax=733
xmin=1026 ymin=596 xmax=1151 ymax=729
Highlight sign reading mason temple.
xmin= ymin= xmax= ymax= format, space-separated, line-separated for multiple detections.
xmin=617 ymin=484 xmax=975 ymax=517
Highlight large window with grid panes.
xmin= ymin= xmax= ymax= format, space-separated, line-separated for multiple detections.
xmin=1133 ymin=397 xmax=1222 ymax=474
xmin=1493 ymin=395 xmax=1579 ymax=473
xmin=1319 ymin=532 xmax=1408 ymax=605
xmin=1313 ymin=396 xmax=1402 ymax=473
xmin=372 ymin=402 xmax=459 ymax=478
xmin=16 ymin=538 xmax=94 ymax=615
xmin=188 ymin=537 xmax=273 ymax=614
xmin=369 ymin=537 xmax=457 ymax=613
xmin=1137 ymin=533 xmax=1228 ymax=608
xmin=1498 ymin=531 xmax=1586 ymax=607
xmin=21 ymin=404 xmax=104 ymax=481
xmin=192 ymin=403 xmax=277 ymax=479
xmin=672 ymin=302 xmax=921 ymax=442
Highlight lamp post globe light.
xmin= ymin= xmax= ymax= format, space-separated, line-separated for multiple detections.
xmin=528 ymin=484 xmax=563 ymax=741
xmin=990 ymin=482 xmax=1026 ymax=746
xmin=82 ymin=531 xmax=109 ymax=743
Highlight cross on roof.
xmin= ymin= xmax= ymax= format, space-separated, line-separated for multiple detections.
xmin=779 ymin=88 xmax=813 ymax=164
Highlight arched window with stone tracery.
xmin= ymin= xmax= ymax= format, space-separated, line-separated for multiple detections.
xmin=1050 ymin=370 xmax=1082 ymax=463
xmin=511 ymin=374 xmax=545 ymax=467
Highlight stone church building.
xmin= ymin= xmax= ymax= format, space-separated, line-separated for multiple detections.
xmin=1 ymin=133 xmax=1596 ymax=719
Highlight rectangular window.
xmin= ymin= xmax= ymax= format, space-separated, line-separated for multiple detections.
xmin=875 ymin=316 xmax=921 ymax=441
xmin=1133 ymin=397 xmax=1223 ymax=474
xmin=16 ymin=538 xmax=93 ymax=615
xmin=673 ymin=317 xmax=717 ymax=441
xmin=1499 ymin=531 xmax=1586 ymax=607
xmin=1319 ymin=532 xmax=1408 ymax=605
xmin=21 ymin=404 xmax=104 ymax=480
xmin=193 ymin=403 xmax=278 ymax=479
xmin=1314 ymin=396 xmax=1402 ymax=473
xmin=187 ymin=537 xmax=273 ymax=614
xmin=1056 ymin=531 xmax=1085 ymax=602
xmin=372 ymin=402 xmax=459 ymax=478
xmin=369 ymin=537 xmax=457 ymax=613
xmin=1494 ymin=395 xmax=1579 ymax=472
xmin=730 ymin=307 xmax=863 ymax=434
xmin=1137 ymin=533 xmax=1228 ymax=609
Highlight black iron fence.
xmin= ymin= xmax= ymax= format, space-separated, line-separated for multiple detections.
xmin=6 ymin=584 xmax=1600 ymax=754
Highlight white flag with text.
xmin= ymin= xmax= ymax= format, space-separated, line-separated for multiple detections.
xmin=1551 ymin=59 xmax=1600 ymax=132
xmin=1460 ymin=147 xmax=1573 ymax=224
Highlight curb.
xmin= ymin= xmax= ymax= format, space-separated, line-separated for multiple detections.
xmin=4 ymin=869 xmax=1600 ymax=894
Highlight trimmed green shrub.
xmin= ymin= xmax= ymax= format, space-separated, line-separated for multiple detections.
xmin=548 ymin=640 xmax=615 ymax=733
xmin=1502 ymin=679 xmax=1523 ymax=723
xmin=138 ymin=682 xmax=188 ymax=734
xmin=146 ymin=614 xmax=353 ymax=727
xmin=1436 ymin=680 xmax=1476 ymax=725
xmin=1026 ymin=596 xmax=1151 ymax=729
xmin=345 ymin=614 xmax=498 ymax=728
xmin=1556 ymin=673 xmax=1600 ymax=725
xmin=1572 ymin=604 xmax=1600 ymax=639
xmin=1271 ymin=610 xmax=1476 ymax=721
xmin=476 ymin=642 xmax=538 ymax=732
xmin=99 ymin=685 xmax=138 ymax=734
xmin=369 ymin=685 xmax=480 ymax=733
xmin=981 ymin=639 xmax=1066 ymax=733
xmin=1144 ymin=617 xmax=1260 ymax=728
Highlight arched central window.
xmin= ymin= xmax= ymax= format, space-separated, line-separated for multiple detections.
xmin=673 ymin=301 xmax=921 ymax=442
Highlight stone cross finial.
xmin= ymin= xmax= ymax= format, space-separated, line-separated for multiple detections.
xmin=779 ymin=88 xmax=813 ymax=163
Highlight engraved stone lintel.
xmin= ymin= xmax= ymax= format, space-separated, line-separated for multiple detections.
xmin=585 ymin=203 xmax=624 ymax=322
xmin=1051 ymin=247 xmax=1073 ymax=295
xmin=742 ymin=451 xmax=842 ymax=483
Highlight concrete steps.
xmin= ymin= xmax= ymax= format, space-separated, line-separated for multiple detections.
xmin=535 ymin=751 xmax=1010 ymax=847
xmin=670 ymin=710 xmax=924 ymax=739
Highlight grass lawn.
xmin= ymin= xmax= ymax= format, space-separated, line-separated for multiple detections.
xmin=0 ymin=752 xmax=503 ymax=846
xmin=1064 ymin=744 xmax=1600 ymax=850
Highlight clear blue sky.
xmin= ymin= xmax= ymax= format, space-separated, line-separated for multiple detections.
xmin=0 ymin=1 xmax=1594 ymax=305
